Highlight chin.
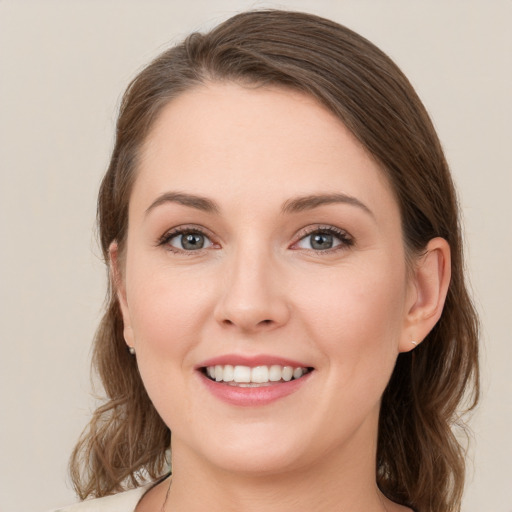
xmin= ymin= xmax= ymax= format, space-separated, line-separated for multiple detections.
xmin=177 ymin=423 xmax=314 ymax=477
xmin=206 ymin=446 xmax=308 ymax=477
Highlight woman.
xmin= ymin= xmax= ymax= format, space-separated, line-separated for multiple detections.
xmin=59 ymin=9 xmax=479 ymax=512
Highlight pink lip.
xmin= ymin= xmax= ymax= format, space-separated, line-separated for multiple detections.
xmin=195 ymin=353 xmax=314 ymax=407
xmin=195 ymin=354 xmax=311 ymax=369
xmin=198 ymin=370 xmax=313 ymax=407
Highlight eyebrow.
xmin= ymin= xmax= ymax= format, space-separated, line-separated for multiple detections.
xmin=281 ymin=193 xmax=374 ymax=217
xmin=145 ymin=191 xmax=373 ymax=218
xmin=145 ymin=192 xmax=220 ymax=216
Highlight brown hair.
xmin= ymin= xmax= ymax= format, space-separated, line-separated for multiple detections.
xmin=70 ymin=10 xmax=479 ymax=511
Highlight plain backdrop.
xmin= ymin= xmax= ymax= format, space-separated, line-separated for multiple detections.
xmin=1 ymin=1 xmax=511 ymax=511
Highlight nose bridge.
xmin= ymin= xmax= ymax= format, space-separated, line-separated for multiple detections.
xmin=215 ymin=237 xmax=289 ymax=331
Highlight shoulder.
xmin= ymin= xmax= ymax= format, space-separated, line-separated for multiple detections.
xmin=50 ymin=485 xmax=150 ymax=512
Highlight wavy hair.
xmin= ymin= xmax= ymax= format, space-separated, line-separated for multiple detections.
xmin=70 ymin=10 xmax=479 ymax=511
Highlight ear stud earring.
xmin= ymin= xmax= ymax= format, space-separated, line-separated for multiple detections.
xmin=411 ymin=341 xmax=418 ymax=346
xmin=128 ymin=346 xmax=136 ymax=355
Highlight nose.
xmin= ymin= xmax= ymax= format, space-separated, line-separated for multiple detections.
xmin=213 ymin=245 xmax=291 ymax=333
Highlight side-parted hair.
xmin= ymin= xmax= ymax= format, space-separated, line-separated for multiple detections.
xmin=70 ymin=10 xmax=479 ymax=512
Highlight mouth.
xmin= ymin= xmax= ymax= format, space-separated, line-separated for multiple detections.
xmin=200 ymin=364 xmax=314 ymax=387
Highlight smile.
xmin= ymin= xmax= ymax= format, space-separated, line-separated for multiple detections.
xmin=203 ymin=365 xmax=313 ymax=386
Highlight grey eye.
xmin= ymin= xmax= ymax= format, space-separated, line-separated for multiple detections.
xmin=296 ymin=231 xmax=342 ymax=251
xmin=310 ymin=233 xmax=334 ymax=250
xmin=169 ymin=232 xmax=212 ymax=251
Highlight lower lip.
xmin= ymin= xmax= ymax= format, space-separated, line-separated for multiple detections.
xmin=199 ymin=371 xmax=313 ymax=406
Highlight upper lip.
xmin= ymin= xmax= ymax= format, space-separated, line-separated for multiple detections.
xmin=195 ymin=354 xmax=312 ymax=369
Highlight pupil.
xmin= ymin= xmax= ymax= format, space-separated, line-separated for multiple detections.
xmin=311 ymin=233 xmax=333 ymax=250
xmin=182 ymin=233 xmax=204 ymax=250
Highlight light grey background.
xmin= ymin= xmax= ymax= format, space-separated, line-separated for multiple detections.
xmin=1 ymin=1 xmax=510 ymax=511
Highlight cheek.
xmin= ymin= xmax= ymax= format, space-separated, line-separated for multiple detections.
xmin=123 ymin=264 xmax=214 ymax=428
xmin=125 ymin=260 xmax=213 ymax=355
xmin=292 ymin=263 xmax=407 ymax=430
xmin=294 ymin=259 xmax=407 ymax=368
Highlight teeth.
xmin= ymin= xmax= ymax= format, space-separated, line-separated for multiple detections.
xmin=251 ymin=366 xmax=269 ymax=383
xmin=204 ymin=364 xmax=310 ymax=384
xmin=269 ymin=365 xmax=282 ymax=382
xmin=223 ymin=364 xmax=234 ymax=382
xmin=282 ymin=366 xmax=293 ymax=381
xmin=233 ymin=365 xmax=251 ymax=383
xmin=293 ymin=367 xmax=303 ymax=379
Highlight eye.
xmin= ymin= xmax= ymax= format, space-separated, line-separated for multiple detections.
xmin=160 ymin=228 xmax=215 ymax=252
xmin=293 ymin=226 xmax=353 ymax=252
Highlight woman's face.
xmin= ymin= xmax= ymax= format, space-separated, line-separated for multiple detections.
xmin=117 ymin=83 xmax=417 ymax=476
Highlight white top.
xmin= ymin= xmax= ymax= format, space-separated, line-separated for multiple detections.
xmin=51 ymin=483 xmax=152 ymax=512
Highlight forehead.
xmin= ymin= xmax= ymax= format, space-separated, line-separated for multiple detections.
xmin=133 ymin=82 xmax=398 ymax=221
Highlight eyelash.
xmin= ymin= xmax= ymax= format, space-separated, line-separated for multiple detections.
xmin=157 ymin=226 xmax=216 ymax=254
xmin=292 ymin=225 xmax=354 ymax=253
xmin=157 ymin=225 xmax=354 ymax=254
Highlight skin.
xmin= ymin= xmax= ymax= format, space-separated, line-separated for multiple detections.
xmin=112 ymin=82 xmax=451 ymax=512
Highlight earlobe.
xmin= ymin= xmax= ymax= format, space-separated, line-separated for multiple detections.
xmin=399 ymin=237 xmax=451 ymax=353
xmin=109 ymin=241 xmax=134 ymax=347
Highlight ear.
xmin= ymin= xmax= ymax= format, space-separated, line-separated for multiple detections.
xmin=399 ymin=237 xmax=451 ymax=353
xmin=109 ymin=241 xmax=134 ymax=348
